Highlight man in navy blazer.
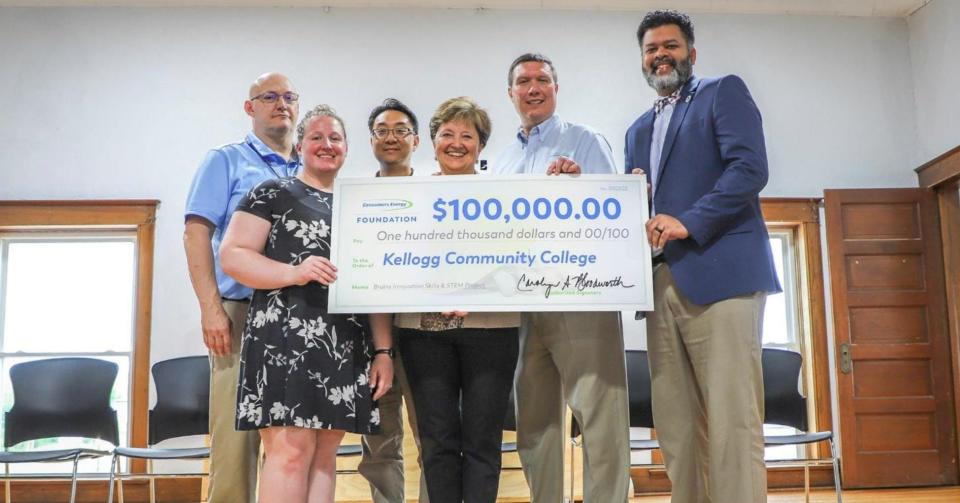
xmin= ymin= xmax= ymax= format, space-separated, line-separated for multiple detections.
xmin=626 ymin=10 xmax=781 ymax=503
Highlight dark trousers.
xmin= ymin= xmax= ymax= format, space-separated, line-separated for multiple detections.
xmin=398 ymin=327 xmax=519 ymax=503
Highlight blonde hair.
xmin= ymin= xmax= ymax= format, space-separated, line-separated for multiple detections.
xmin=297 ymin=104 xmax=347 ymax=144
xmin=428 ymin=97 xmax=491 ymax=147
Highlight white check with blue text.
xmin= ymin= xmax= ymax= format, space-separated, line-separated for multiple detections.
xmin=328 ymin=174 xmax=653 ymax=313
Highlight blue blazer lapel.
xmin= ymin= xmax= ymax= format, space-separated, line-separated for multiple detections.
xmin=655 ymin=77 xmax=701 ymax=194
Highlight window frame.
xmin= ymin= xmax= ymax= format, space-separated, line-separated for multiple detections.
xmin=0 ymin=200 xmax=159 ymax=474
xmin=761 ymin=197 xmax=833 ymax=460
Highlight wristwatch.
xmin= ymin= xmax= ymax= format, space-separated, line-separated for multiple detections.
xmin=373 ymin=348 xmax=395 ymax=359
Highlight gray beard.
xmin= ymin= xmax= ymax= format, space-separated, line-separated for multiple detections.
xmin=644 ymin=56 xmax=693 ymax=95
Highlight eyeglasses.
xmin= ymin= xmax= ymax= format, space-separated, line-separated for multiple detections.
xmin=371 ymin=127 xmax=415 ymax=139
xmin=250 ymin=91 xmax=300 ymax=104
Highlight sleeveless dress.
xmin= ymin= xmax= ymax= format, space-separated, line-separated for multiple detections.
xmin=234 ymin=177 xmax=378 ymax=434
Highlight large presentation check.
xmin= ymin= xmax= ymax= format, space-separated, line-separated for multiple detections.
xmin=328 ymin=174 xmax=653 ymax=313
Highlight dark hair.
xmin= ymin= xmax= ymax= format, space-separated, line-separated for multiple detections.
xmin=429 ymin=97 xmax=492 ymax=148
xmin=367 ymin=98 xmax=419 ymax=135
xmin=507 ymin=53 xmax=557 ymax=86
xmin=637 ymin=10 xmax=695 ymax=47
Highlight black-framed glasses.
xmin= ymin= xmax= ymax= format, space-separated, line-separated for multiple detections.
xmin=250 ymin=91 xmax=300 ymax=104
xmin=371 ymin=127 xmax=415 ymax=139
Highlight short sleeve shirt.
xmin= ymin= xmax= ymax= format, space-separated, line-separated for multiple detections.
xmin=184 ymin=133 xmax=299 ymax=299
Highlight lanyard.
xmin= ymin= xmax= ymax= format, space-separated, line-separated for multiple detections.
xmin=246 ymin=139 xmax=294 ymax=179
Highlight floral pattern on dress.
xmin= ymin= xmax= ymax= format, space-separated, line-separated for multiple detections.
xmin=234 ymin=177 xmax=378 ymax=434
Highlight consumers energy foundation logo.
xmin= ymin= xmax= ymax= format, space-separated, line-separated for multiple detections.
xmin=357 ymin=199 xmax=417 ymax=224
xmin=361 ymin=199 xmax=413 ymax=211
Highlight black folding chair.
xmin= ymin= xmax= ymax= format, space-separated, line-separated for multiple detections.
xmin=108 ymin=356 xmax=210 ymax=503
xmin=762 ymin=348 xmax=842 ymax=503
xmin=1 ymin=357 xmax=119 ymax=503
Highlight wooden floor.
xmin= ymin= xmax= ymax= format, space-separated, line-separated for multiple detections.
xmin=632 ymin=486 xmax=960 ymax=502
xmin=331 ymin=486 xmax=960 ymax=502
xmin=335 ymin=408 xmax=960 ymax=503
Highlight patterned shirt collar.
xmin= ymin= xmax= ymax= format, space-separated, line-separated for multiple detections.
xmin=654 ymin=88 xmax=683 ymax=115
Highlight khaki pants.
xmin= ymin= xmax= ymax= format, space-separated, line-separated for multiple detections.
xmin=359 ymin=346 xmax=430 ymax=503
xmin=647 ymin=264 xmax=767 ymax=503
xmin=515 ymin=312 xmax=630 ymax=503
xmin=207 ymin=299 xmax=260 ymax=503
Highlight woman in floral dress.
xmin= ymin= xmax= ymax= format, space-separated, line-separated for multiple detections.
xmin=221 ymin=104 xmax=394 ymax=503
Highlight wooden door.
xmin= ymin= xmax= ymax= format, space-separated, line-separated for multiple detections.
xmin=825 ymin=188 xmax=958 ymax=488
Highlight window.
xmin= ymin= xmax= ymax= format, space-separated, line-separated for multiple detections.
xmin=764 ymin=231 xmax=800 ymax=350
xmin=761 ymin=199 xmax=833 ymax=464
xmin=763 ymin=229 xmax=805 ymax=461
xmin=0 ymin=200 xmax=158 ymax=475
xmin=0 ymin=235 xmax=136 ymax=473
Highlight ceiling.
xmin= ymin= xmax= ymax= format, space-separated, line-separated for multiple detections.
xmin=0 ymin=0 xmax=933 ymax=17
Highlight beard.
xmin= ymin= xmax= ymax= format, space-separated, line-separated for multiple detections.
xmin=643 ymin=54 xmax=693 ymax=94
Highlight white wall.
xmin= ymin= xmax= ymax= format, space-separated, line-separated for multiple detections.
xmin=0 ymin=7 xmax=920 ymax=361
xmin=908 ymin=0 xmax=960 ymax=164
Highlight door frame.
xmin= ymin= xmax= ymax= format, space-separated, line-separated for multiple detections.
xmin=916 ymin=144 xmax=960 ymax=460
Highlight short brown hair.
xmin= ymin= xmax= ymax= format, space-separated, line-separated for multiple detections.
xmin=428 ymin=97 xmax=492 ymax=147
xmin=507 ymin=53 xmax=557 ymax=86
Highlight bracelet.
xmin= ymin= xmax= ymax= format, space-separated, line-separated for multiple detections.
xmin=373 ymin=348 xmax=395 ymax=359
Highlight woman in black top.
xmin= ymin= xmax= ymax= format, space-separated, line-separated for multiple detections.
xmin=221 ymin=105 xmax=393 ymax=503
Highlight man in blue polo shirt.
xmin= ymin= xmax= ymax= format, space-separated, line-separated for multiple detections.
xmin=183 ymin=72 xmax=300 ymax=503
xmin=494 ymin=53 xmax=630 ymax=503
